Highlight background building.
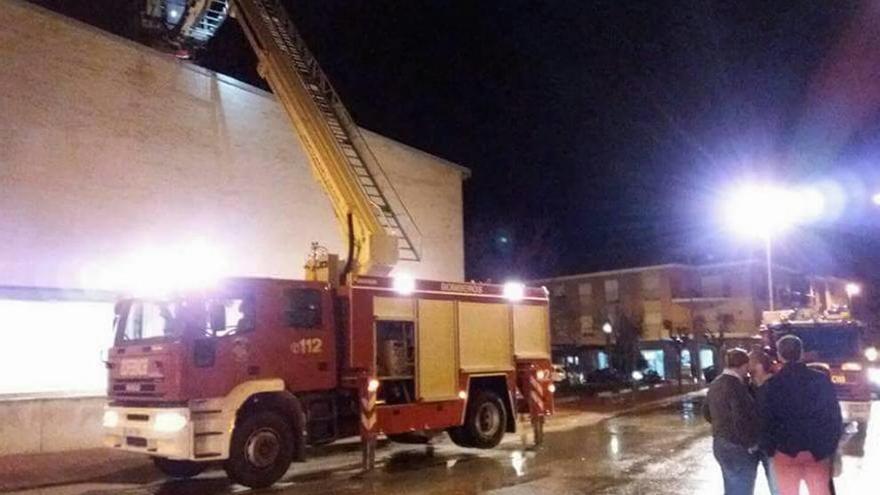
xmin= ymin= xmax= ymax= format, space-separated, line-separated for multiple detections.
xmin=534 ymin=261 xmax=856 ymax=383
xmin=0 ymin=1 xmax=468 ymax=454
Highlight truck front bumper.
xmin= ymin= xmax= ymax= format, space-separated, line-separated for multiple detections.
xmin=840 ymin=400 xmax=872 ymax=424
xmin=102 ymin=406 xmax=194 ymax=460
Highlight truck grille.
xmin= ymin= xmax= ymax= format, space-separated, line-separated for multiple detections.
xmin=111 ymin=379 xmax=164 ymax=398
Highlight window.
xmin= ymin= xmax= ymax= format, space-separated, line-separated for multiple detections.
xmin=285 ymin=289 xmax=322 ymax=328
xmin=579 ymin=315 xmax=593 ymax=334
xmin=701 ymin=275 xmax=723 ymax=298
xmin=604 ymin=279 xmax=619 ymax=303
xmin=641 ymin=350 xmax=666 ymax=378
xmin=644 ymin=311 xmax=663 ymax=327
xmin=597 ymin=351 xmax=610 ymax=370
xmin=551 ymin=284 xmax=566 ymax=297
xmin=700 ymin=349 xmax=715 ymax=369
xmin=642 ymin=273 xmax=660 ymax=300
xmin=121 ymin=301 xmax=183 ymax=341
xmin=578 ymin=282 xmax=592 ymax=308
xmin=206 ymin=297 xmax=254 ymax=337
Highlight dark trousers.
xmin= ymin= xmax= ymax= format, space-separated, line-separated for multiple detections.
xmin=714 ymin=437 xmax=759 ymax=495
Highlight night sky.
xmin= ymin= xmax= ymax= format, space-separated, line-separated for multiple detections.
xmin=30 ymin=1 xmax=880 ymax=286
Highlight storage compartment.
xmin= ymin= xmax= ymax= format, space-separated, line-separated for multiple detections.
xmin=376 ymin=320 xmax=415 ymax=404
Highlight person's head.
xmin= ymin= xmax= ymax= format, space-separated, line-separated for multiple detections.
xmin=725 ymin=348 xmax=750 ymax=376
xmin=749 ymin=349 xmax=773 ymax=379
xmin=776 ymin=335 xmax=803 ymax=364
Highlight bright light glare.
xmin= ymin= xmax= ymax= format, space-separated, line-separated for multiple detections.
xmin=536 ymin=370 xmax=546 ymax=380
xmin=84 ymin=239 xmax=227 ymax=296
xmin=873 ymin=192 xmax=880 ymax=206
xmin=168 ymin=9 xmax=180 ymax=19
xmin=842 ymin=362 xmax=863 ymax=372
xmin=865 ymin=347 xmax=878 ymax=362
xmin=868 ymin=368 xmax=880 ymax=385
xmin=631 ymin=370 xmax=644 ymax=381
xmin=510 ymin=451 xmax=526 ymax=477
xmin=503 ymin=282 xmax=526 ymax=301
xmin=153 ymin=411 xmax=187 ymax=433
xmin=602 ymin=322 xmax=613 ymax=334
xmin=367 ymin=378 xmax=381 ymax=393
xmin=458 ymin=390 xmax=468 ymax=400
xmin=846 ymin=283 xmax=862 ymax=297
xmin=548 ymin=383 xmax=556 ymax=394
xmin=392 ymin=274 xmax=416 ymax=295
xmin=722 ymin=184 xmax=825 ymax=238
xmin=0 ymin=300 xmax=113 ymax=395
xmin=102 ymin=410 xmax=119 ymax=428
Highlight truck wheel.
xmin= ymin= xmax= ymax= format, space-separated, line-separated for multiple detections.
xmin=449 ymin=390 xmax=507 ymax=449
xmin=224 ymin=411 xmax=294 ymax=488
xmin=152 ymin=457 xmax=208 ymax=478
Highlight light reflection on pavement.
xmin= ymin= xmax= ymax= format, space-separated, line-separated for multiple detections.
xmin=11 ymin=397 xmax=878 ymax=495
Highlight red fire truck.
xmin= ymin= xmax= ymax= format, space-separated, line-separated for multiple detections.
xmin=106 ymin=0 xmax=553 ymax=487
xmin=762 ymin=309 xmax=872 ymax=428
xmin=103 ymin=276 xmax=553 ymax=488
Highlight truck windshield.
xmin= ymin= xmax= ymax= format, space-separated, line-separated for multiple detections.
xmin=789 ymin=327 xmax=861 ymax=361
xmin=117 ymin=299 xmax=189 ymax=342
xmin=116 ymin=296 xmax=253 ymax=343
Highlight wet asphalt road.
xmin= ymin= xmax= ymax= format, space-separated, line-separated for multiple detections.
xmin=15 ymin=396 xmax=880 ymax=495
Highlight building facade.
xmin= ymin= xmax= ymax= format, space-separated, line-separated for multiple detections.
xmin=0 ymin=1 xmax=468 ymax=453
xmin=534 ymin=261 xmax=855 ymax=383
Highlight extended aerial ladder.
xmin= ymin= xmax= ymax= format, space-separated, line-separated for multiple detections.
xmin=142 ymin=0 xmax=422 ymax=279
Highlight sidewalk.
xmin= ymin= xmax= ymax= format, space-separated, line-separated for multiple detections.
xmin=0 ymin=386 xmax=705 ymax=493
xmin=0 ymin=448 xmax=155 ymax=492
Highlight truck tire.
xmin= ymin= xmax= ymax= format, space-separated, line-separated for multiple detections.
xmin=224 ymin=410 xmax=294 ymax=488
xmin=151 ymin=457 xmax=208 ymax=478
xmin=448 ymin=390 xmax=507 ymax=449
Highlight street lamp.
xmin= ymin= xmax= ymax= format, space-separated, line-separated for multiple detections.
xmin=602 ymin=322 xmax=613 ymax=369
xmin=721 ymin=184 xmax=824 ymax=311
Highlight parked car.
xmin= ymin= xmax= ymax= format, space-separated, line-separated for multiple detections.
xmin=551 ymin=364 xmax=567 ymax=383
xmin=585 ymin=368 xmax=630 ymax=390
xmin=703 ymin=365 xmax=720 ymax=383
xmin=641 ymin=368 xmax=664 ymax=385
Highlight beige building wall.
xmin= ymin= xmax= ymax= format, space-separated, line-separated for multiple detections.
xmin=0 ymin=0 xmax=467 ymax=291
xmin=0 ymin=2 xmax=467 ymax=454
xmin=538 ymin=261 xmax=858 ymax=349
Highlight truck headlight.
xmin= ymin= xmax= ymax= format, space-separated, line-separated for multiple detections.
xmin=153 ymin=411 xmax=187 ymax=433
xmin=868 ymin=368 xmax=880 ymax=385
xmin=102 ymin=410 xmax=120 ymax=428
xmin=842 ymin=362 xmax=863 ymax=372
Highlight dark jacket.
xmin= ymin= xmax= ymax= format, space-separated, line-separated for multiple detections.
xmin=703 ymin=372 xmax=760 ymax=448
xmin=759 ymin=362 xmax=842 ymax=460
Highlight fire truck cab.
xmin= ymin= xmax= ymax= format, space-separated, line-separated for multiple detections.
xmin=103 ymin=276 xmax=553 ymax=487
xmin=762 ymin=309 xmax=872 ymax=427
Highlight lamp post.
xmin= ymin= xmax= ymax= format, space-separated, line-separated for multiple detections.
xmin=722 ymin=184 xmax=824 ymax=312
xmin=765 ymin=234 xmax=775 ymax=311
xmin=846 ymin=282 xmax=861 ymax=315
xmin=602 ymin=322 xmax=613 ymax=369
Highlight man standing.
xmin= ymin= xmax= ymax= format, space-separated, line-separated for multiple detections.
xmin=761 ymin=335 xmax=842 ymax=495
xmin=704 ymin=348 xmax=760 ymax=495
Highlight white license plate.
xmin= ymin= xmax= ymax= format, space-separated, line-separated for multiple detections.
xmin=120 ymin=358 xmax=149 ymax=377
